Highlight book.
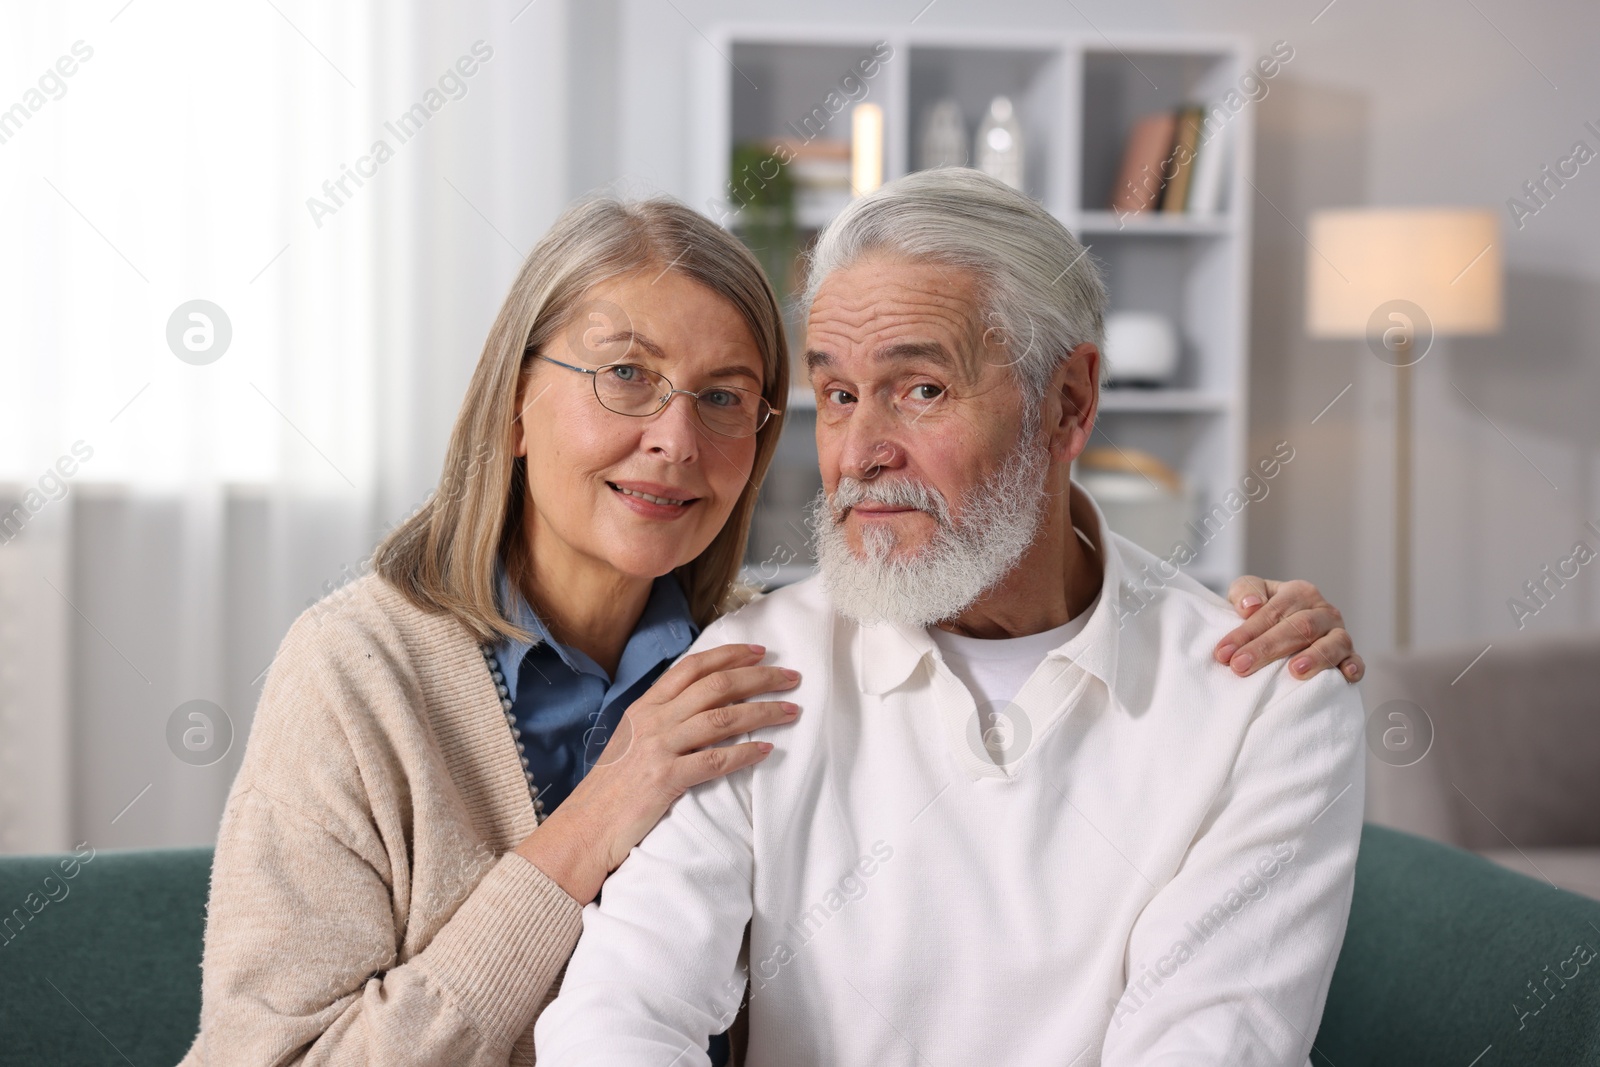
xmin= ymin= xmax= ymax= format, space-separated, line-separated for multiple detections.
xmin=1186 ymin=108 xmax=1231 ymax=216
xmin=1161 ymin=106 xmax=1205 ymax=213
xmin=1110 ymin=111 xmax=1177 ymax=215
xmin=767 ymin=138 xmax=853 ymax=227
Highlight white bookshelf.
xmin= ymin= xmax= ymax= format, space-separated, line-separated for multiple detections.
xmin=692 ymin=26 xmax=1256 ymax=593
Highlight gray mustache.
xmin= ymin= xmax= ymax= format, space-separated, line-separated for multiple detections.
xmin=828 ymin=477 xmax=951 ymax=522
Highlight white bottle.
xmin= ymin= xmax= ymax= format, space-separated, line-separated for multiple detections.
xmin=919 ymin=99 xmax=967 ymax=170
xmin=975 ymin=96 xmax=1024 ymax=190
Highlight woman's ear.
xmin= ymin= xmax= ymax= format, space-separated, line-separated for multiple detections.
xmin=511 ymin=368 xmax=536 ymax=459
xmin=1046 ymin=342 xmax=1100 ymax=466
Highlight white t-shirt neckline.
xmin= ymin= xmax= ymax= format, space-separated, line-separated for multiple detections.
xmin=927 ymin=598 xmax=1096 ymax=711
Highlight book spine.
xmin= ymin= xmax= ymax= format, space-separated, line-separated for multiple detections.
xmin=1162 ymin=106 xmax=1205 ymax=214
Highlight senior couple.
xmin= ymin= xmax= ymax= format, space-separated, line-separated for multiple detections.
xmin=183 ymin=168 xmax=1363 ymax=1067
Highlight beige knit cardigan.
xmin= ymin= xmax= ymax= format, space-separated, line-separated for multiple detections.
xmin=178 ymin=574 xmax=586 ymax=1066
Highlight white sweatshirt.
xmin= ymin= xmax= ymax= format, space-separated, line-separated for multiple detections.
xmin=536 ymin=496 xmax=1365 ymax=1067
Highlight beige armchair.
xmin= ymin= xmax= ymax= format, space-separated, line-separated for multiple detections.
xmin=1362 ymin=630 xmax=1600 ymax=901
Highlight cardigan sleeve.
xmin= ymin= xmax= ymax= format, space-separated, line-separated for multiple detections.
xmin=192 ymin=787 xmax=582 ymax=1066
xmin=184 ymin=605 xmax=585 ymax=1066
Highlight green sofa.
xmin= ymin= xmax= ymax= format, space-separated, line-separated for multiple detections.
xmin=3 ymin=825 xmax=1598 ymax=1065
xmin=0 ymin=845 xmax=210 ymax=1065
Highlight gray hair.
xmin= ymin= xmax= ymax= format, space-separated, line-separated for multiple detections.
xmin=803 ymin=168 xmax=1108 ymax=406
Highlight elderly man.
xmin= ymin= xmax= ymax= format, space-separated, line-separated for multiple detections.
xmin=535 ymin=169 xmax=1365 ymax=1066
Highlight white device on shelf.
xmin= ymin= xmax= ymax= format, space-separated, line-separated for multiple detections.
xmin=1104 ymin=310 xmax=1180 ymax=386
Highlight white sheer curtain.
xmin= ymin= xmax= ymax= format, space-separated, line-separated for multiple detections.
xmin=0 ymin=0 xmax=569 ymax=852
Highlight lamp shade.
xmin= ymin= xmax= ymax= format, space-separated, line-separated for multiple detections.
xmin=1305 ymin=208 xmax=1503 ymax=338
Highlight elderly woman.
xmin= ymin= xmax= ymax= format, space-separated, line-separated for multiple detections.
xmin=180 ymin=196 xmax=1361 ymax=1066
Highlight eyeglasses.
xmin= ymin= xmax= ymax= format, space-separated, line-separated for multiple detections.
xmin=533 ymin=354 xmax=779 ymax=439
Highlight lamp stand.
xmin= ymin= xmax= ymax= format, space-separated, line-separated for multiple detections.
xmin=1394 ymin=337 xmax=1413 ymax=652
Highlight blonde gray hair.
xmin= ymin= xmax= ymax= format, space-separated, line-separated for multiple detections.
xmin=376 ymin=196 xmax=789 ymax=641
xmin=804 ymin=168 xmax=1107 ymax=404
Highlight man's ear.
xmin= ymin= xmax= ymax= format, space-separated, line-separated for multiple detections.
xmin=1046 ymin=342 xmax=1100 ymax=465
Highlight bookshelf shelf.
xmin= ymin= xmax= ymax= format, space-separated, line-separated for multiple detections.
xmin=692 ymin=27 xmax=1255 ymax=591
xmin=1098 ymin=389 xmax=1232 ymax=413
xmin=1074 ymin=210 xmax=1234 ymax=236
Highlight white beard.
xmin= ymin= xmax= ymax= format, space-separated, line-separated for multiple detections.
xmin=812 ymin=432 xmax=1051 ymax=628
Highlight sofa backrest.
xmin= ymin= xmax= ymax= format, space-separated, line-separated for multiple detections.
xmin=0 ymin=846 xmax=210 ymax=1066
xmin=1362 ymin=630 xmax=1600 ymax=850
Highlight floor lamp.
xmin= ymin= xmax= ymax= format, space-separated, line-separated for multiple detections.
xmin=1305 ymin=208 xmax=1503 ymax=651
